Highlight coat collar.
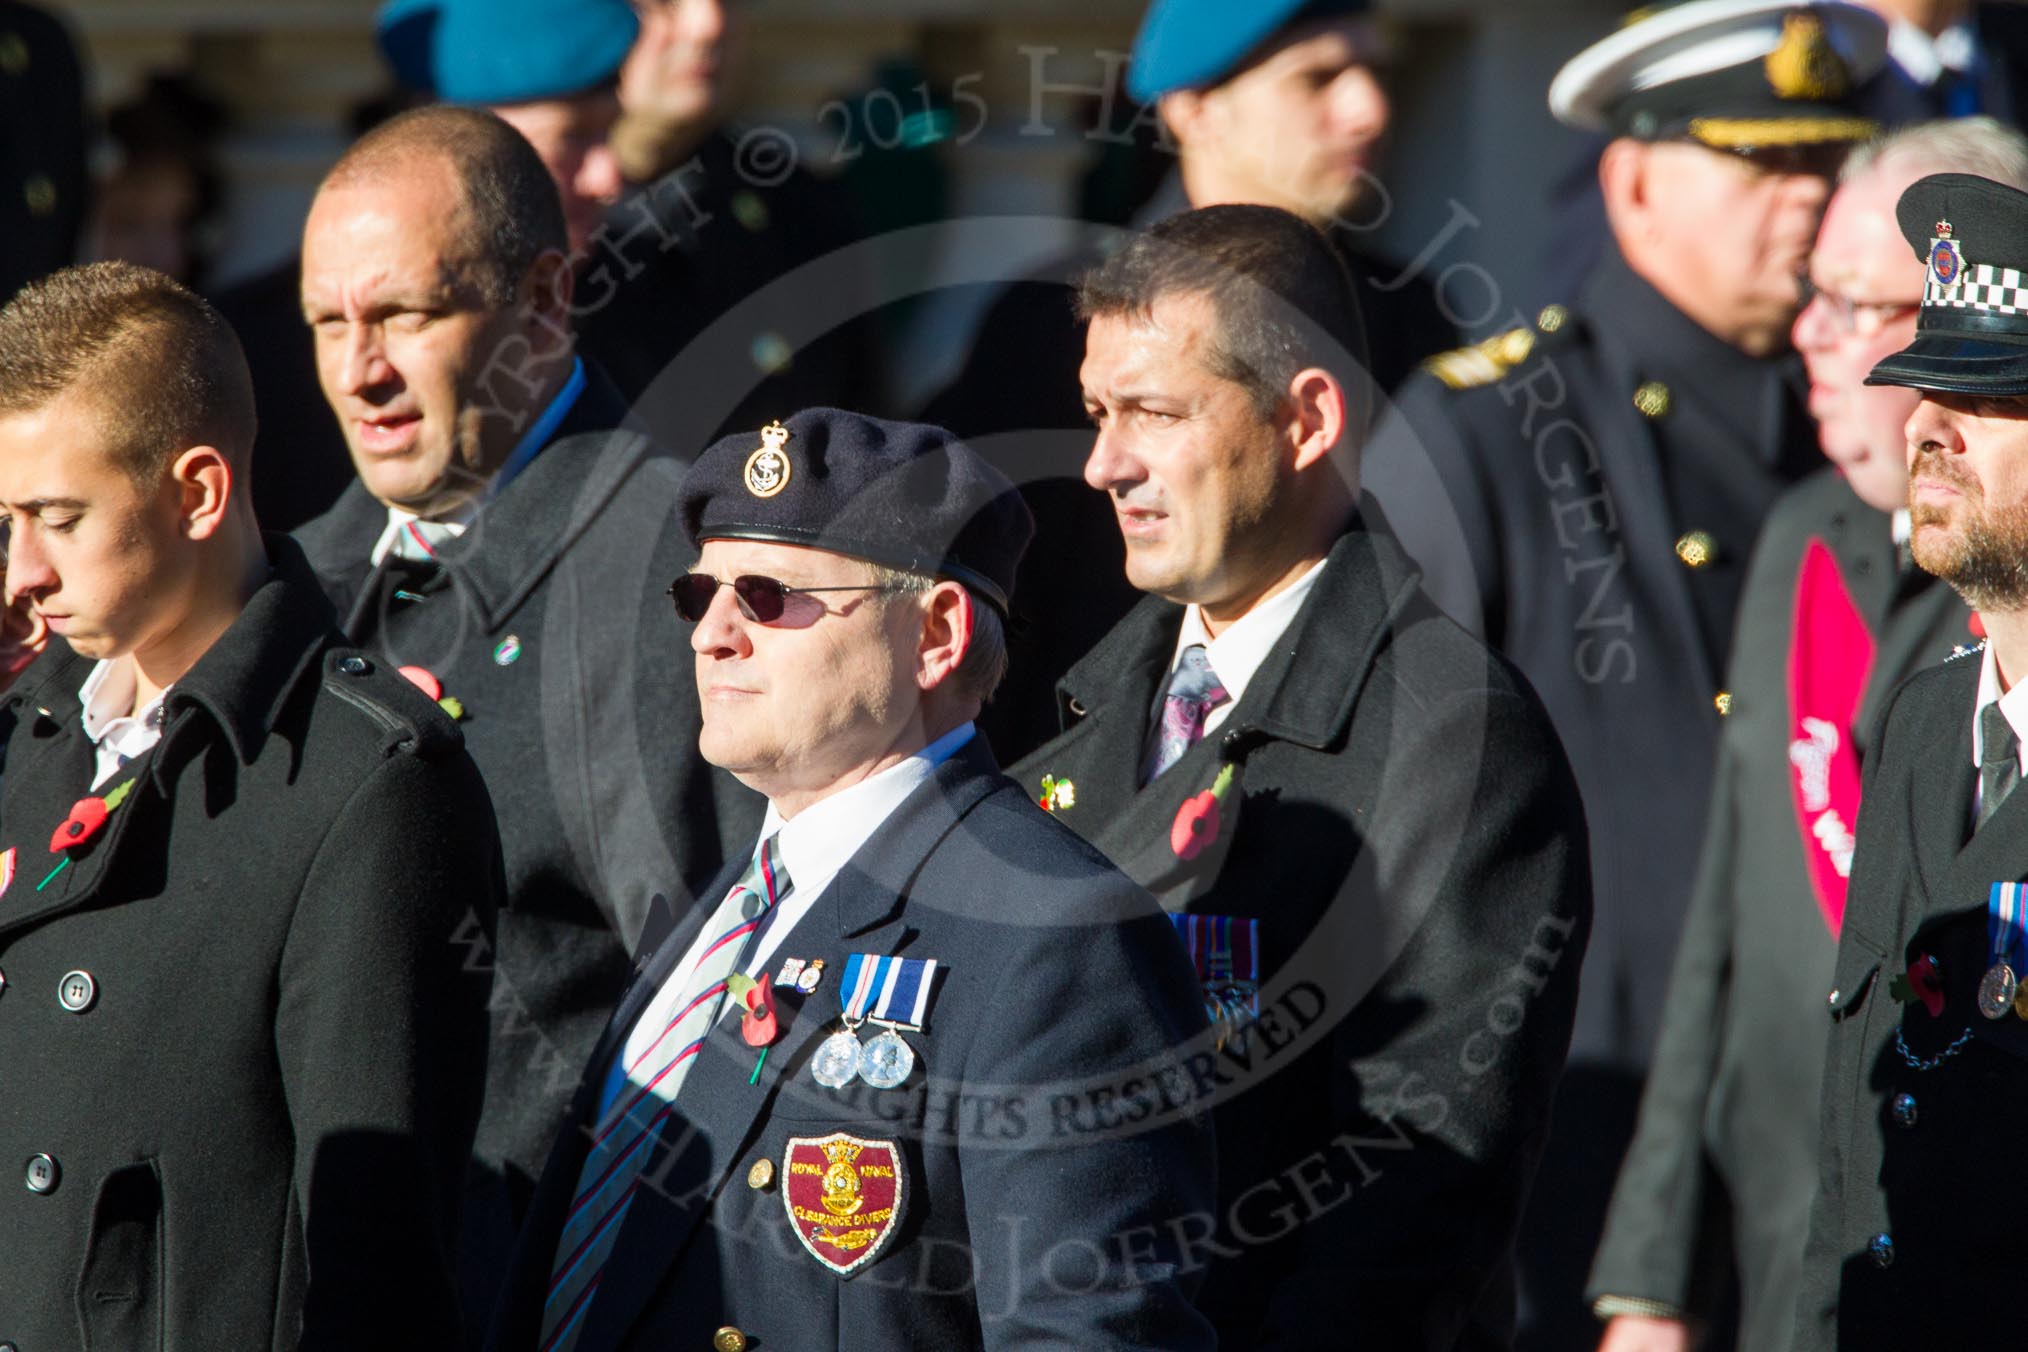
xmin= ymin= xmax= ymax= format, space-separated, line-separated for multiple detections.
xmin=578 ymin=738 xmax=1005 ymax=1349
xmin=3 ymin=532 xmax=337 ymax=776
xmin=1056 ymin=499 xmax=1426 ymax=759
xmin=301 ymin=361 xmax=656 ymax=636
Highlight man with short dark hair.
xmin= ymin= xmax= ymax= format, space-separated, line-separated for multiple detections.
xmin=927 ymin=0 xmax=1454 ymax=765
xmin=291 ymin=104 xmax=758 ymax=1326
xmin=490 ymin=408 xmax=1217 ymax=1352
xmin=1013 ymin=203 xmax=1590 ymax=1349
xmin=0 ymin=259 xmax=501 ymax=1348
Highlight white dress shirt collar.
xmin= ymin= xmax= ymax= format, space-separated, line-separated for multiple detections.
xmin=748 ymin=721 xmax=977 ymax=974
xmin=1970 ymin=645 xmax=2028 ymax=826
xmin=1164 ymin=558 xmax=1328 ymax=735
xmin=78 ymin=659 xmax=170 ymax=789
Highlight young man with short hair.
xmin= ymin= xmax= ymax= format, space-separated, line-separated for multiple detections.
xmin=0 ymin=260 xmax=501 ymax=1347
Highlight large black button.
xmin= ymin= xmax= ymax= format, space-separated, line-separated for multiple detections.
xmin=25 ymin=1153 xmax=58 ymax=1193
xmin=1891 ymin=1092 xmax=1917 ymax=1128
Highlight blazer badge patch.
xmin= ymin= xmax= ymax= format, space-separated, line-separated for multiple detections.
xmin=783 ymin=1131 xmax=905 ymax=1277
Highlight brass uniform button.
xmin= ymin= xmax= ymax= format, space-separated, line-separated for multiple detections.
xmin=713 ymin=1326 xmax=749 ymax=1352
xmin=1633 ymin=380 xmax=1672 ymax=419
xmin=23 ymin=174 xmax=55 ymax=217
xmin=1676 ymin=530 xmax=1717 ymax=569
xmin=1714 ymin=691 xmax=1732 ymax=717
xmin=1537 ymin=303 xmax=1568 ymax=333
xmin=747 ymin=1157 xmax=774 ymax=1190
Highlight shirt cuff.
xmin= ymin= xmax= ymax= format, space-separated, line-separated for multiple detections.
xmin=1592 ymin=1294 xmax=1686 ymax=1322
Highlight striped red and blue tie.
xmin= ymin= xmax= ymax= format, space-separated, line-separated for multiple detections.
xmin=538 ymin=836 xmax=789 ymax=1352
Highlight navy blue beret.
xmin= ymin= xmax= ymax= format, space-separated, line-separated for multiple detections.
xmin=678 ymin=409 xmax=1036 ymax=615
xmin=377 ymin=0 xmax=638 ymax=105
xmin=1127 ymin=0 xmax=1370 ymax=103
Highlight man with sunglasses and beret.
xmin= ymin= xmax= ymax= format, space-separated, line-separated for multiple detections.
xmin=290 ymin=105 xmax=761 ymax=1326
xmin=1361 ymin=3 xmax=1895 ymax=1340
xmin=487 ymin=408 xmax=1218 ymax=1352
xmin=1796 ymin=169 xmax=2028 ymax=1351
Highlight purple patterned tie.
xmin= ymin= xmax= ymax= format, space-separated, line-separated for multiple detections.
xmin=1147 ymin=644 xmax=1230 ymax=782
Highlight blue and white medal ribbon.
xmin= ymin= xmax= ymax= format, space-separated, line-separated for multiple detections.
xmin=810 ymin=954 xmax=939 ymax=1089
xmin=1980 ymin=881 xmax=2028 ymax=1019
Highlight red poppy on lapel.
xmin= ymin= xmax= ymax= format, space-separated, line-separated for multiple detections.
xmin=50 ymin=796 xmax=110 ymax=853
xmin=1172 ymin=764 xmax=1237 ymax=861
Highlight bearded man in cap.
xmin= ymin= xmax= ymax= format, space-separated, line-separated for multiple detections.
xmin=1585 ymin=118 xmax=2028 ymax=1352
xmin=926 ymin=0 xmax=1455 ymax=764
xmin=1796 ymin=169 xmax=2028 ymax=1352
xmin=1359 ymin=4 xmax=1893 ymax=1340
xmin=487 ymin=409 xmax=1217 ymax=1352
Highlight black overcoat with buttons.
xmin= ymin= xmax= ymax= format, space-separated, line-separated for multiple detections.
xmin=292 ymin=365 xmax=765 ymax=1321
xmin=1586 ymin=469 xmax=1972 ymax=1351
xmin=1363 ymin=242 xmax=1822 ymax=1072
xmin=0 ymin=536 xmax=502 ymax=1350
xmin=487 ymin=736 xmax=1220 ymax=1352
xmin=1009 ymin=507 xmax=1593 ymax=1351
xmin=1794 ymin=647 xmax=2028 ymax=1351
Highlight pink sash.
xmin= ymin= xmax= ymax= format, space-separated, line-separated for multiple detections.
xmin=1785 ymin=539 xmax=1876 ymax=938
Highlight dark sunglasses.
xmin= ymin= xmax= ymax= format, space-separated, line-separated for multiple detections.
xmin=667 ymin=572 xmax=908 ymax=623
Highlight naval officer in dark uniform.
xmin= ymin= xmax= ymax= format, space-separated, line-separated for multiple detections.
xmin=1585 ymin=117 xmax=2027 ymax=1352
xmin=1796 ymin=170 xmax=2028 ymax=1352
xmin=1360 ymin=3 xmax=1893 ymax=1343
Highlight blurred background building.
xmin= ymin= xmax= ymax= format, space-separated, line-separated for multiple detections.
xmin=50 ymin=0 xmax=1618 ymax=403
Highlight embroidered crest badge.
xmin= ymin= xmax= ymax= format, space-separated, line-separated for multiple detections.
xmin=744 ymin=420 xmax=793 ymax=498
xmin=782 ymin=1132 xmax=904 ymax=1277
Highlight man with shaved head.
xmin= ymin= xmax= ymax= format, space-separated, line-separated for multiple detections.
xmin=291 ymin=103 xmax=758 ymax=1326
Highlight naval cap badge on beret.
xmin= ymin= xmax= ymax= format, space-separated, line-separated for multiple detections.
xmin=1868 ymin=173 xmax=2028 ymax=397
xmin=678 ymin=409 xmax=1037 ymax=615
xmin=1549 ymin=0 xmax=1887 ymax=148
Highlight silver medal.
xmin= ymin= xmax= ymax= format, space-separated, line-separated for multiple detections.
xmin=811 ymin=1029 xmax=864 ymax=1088
xmin=859 ymin=1027 xmax=916 ymax=1089
xmin=1979 ymin=961 xmax=2019 ymax=1020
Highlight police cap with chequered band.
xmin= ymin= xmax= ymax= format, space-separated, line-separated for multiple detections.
xmin=1868 ymin=173 xmax=2028 ymax=398
xmin=678 ymin=409 xmax=1036 ymax=616
xmin=1550 ymin=0 xmax=1888 ymax=150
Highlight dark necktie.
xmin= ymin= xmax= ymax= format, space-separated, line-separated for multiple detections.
xmin=1147 ymin=644 xmax=1229 ymax=782
xmin=1980 ymin=702 xmax=2020 ymax=830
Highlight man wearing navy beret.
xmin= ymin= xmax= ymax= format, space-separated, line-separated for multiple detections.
xmin=1796 ymin=170 xmax=2028 ymax=1351
xmin=489 ymin=409 xmax=1219 ymax=1352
